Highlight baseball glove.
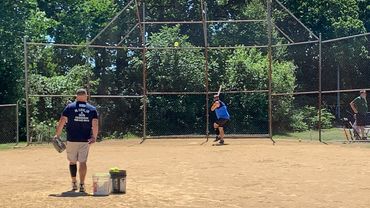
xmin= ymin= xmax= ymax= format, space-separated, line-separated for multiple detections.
xmin=52 ymin=137 xmax=66 ymax=153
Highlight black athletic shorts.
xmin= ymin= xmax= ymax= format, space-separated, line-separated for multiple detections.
xmin=215 ymin=118 xmax=229 ymax=127
xmin=355 ymin=113 xmax=367 ymax=126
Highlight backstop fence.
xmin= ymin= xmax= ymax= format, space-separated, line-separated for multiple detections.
xmin=0 ymin=103 xmax=19 ymax=144
xmin=23 ymin=0 xmax=370 ymax=144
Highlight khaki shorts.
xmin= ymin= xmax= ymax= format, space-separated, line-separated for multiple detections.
xmin=66 ymin=141 xmax=90 ymax=163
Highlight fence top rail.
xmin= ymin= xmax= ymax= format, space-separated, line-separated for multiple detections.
xmin=272 ymin=40 xmax=319 ymax=47
xmin=272 ymin=88 xmax=370 ymax=96
xmin=28 ymin=88 xmax=370 ymax=98
xmin=321 ymin=88 xmax=370 ymax=94
xmin=0 ymin=104 xmax=17 ymax=107
xmin=29 ymin=94 xmax=143 ymax=98
xmin=142 ymin=20 xmax=266 ymax=25
xmin=144 ymin=134 xmax=270 ymax=139
xmin=27 ymin=42 xmax=143 ymax=50
xmin=147 ymin=90 xmax=269 ymax=95
xmin=273 ymin=91 xmax=319 ymax=96
xmin=143 ymin=20 xmax=202 ymax=24
xmin=90 ymin=95 xmax=143 ymax=98
xmin=207 ymin=19 xmax=266 ymax=23
xmin=322 ymin=32 xmax=370 ymax=43
xmin=26 ymin=32 xmax=368 ymax=50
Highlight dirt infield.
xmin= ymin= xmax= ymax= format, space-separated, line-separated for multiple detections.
xmin=1 ymin=139 xmax=370 ymax=208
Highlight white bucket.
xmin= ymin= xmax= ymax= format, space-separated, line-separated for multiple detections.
xmin=92 ymin=173 xmax=111 ymax=196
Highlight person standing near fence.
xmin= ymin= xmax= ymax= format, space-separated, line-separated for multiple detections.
xmin=53 ymin=89 xmax=99 ymax=192
xmin=211 ymin=94 xmax=230 ymax=145
xmin=350 ymin=89 xmax=368 ymax=140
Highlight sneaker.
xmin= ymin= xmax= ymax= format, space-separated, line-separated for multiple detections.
xmin=79 ymin=183 xmax=85 ymax=193
xmin=71 ymin=182 xmax=78 ymax=191
xmin=219 ymin=139 xmax=224 ymax=145
xmin=214 ymin=136 xmax=220 ymax=142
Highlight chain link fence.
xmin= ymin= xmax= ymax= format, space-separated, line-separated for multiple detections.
xmin=320 ymin=35 xmax=370 ymax=143
xmin=0 ymin=104 xmax=19 ymax=144
xmin=23 ymin=0 xmax=369 ymax=143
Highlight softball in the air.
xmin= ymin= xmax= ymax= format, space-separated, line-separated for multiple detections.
xmin=174 ymin=41 xmax=179 ymax=47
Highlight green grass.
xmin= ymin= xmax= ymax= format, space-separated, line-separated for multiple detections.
xmin=273 ymin=128 xmax=346 ymax=142
xmin=102 ymin=132 xmax=140 ymax=140
xmin=0 ymin=142 xmax=27 ymax=151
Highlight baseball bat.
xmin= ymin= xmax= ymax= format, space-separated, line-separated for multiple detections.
xmin=217 ymin=85 xmax=222 ymax=96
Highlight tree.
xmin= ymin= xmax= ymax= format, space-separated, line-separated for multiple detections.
xmin=224 ymin=48 xmax=296 ymax=133
xmin=143 ymin=25 xmax=207 ymax=135
xmin=28 ymin=64 xmax=99 ymax=136
xmin=279 ymin=0 xmax=369 ymax=116
xmin=280 ymin=0 xmax=365 ymax=39
xmin=0 ymin=0 xmax=36 ymax=104
xmin=358 ymin=0 xmax=370 ymax=31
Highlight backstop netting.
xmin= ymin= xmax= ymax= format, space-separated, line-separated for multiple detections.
xmin=24 ymin=0 xmax=370 ymax=143
xmin=26 ymin=43 xmax=144 ymax=142
xmin=320 ymin=35 xmax=370 ymax=143
xmin=0 ymin=104 xmax=19 ymax=144
xmin=26 ymin=0 xmax=274 ymax=142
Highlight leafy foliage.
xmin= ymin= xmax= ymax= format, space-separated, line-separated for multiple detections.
xmin=291 ymin=106 xmax=335 ymax=131
xmin=29 ymin=64 xmax=99 ymax=131
xmin=224 ymin=48 xmax=296 ymax=133
xmin=146 ymin=25 xmax=205 ymax=92
xmin=144 ymin=25 xmax=206 ymax=135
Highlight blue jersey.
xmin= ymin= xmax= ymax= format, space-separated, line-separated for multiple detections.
xmin=215 ymin=101 xmax=230 ymax=120
xmin=62 ymin=101 xmax=98 ymax=142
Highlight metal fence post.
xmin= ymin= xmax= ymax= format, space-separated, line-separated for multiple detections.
xmin=16 ymin=101 xmax=19 ymax=144
xmin=318 ymin=33 xmax=322 ymax=142
xmin=201 ymin=0 xmax=210 ymax=139
xmin=24 ymin=37 xmax=30 ymax=145
xmin=267 ymin=0 xmax=275 ymax=144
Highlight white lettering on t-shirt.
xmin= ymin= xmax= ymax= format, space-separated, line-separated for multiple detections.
xmin=73 ymin=108 xmax=90 ymax=122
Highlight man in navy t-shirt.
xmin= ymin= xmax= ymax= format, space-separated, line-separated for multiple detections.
xmin=54 ymin=89 xmax=99 ymax=192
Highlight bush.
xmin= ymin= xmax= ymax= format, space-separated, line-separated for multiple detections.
xmin=30 ymin=120 xmax=58 ymax=142
xmin=290 ymin=111 xmax=309 ymax=131
xmin=290 ymin=106 xmax=335 ymax=131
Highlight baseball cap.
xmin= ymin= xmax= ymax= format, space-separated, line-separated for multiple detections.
xmin=76 ymin=88 xmax=87 ymax=95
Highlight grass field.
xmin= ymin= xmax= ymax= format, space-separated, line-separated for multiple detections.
xmin=0 ymin=128 xmax=356 ymax=151
xmin=275 ymin=128 xmax=370 ymax=145
xmin=0 ymin=127 xmax=358 ymax=151
xmin=0 ymin=142 xmax=27 ymax=151
xmin=274 ymin=128 xmax=344 ymax=141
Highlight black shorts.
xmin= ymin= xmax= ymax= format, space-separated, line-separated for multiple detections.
xmin=355 ymin=113 xmax=367 ymax=126
xmin=215 ymin=118 xmax=229 ymax=127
